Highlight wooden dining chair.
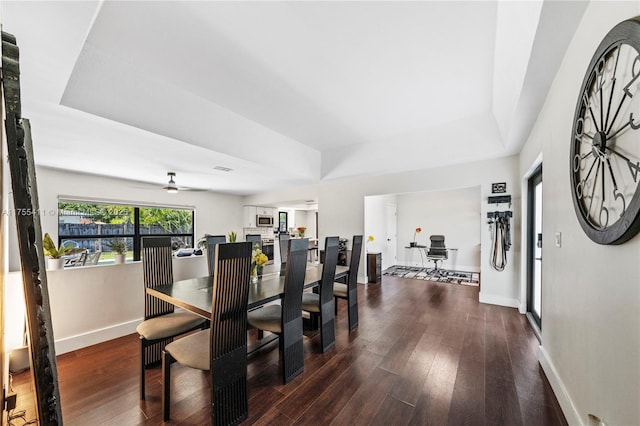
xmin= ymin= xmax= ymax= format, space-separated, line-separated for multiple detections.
xmin=136 ymin=236 xmax=206 ymax=400
xmin=333 ymin=235 xmax=363 ymax=331
xmin=162 ymin=241 xmax=252 ymax=424
xmin=206 ymin=235 xmax=227 ymax=275
xmin=248 ymin=238 xmax=308 ymax=383
xmin=301 ymin=236 xmax=339 ymax=352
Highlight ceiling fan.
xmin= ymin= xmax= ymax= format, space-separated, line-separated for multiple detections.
xmin=164 ymin=172 xmax=179 ymax=193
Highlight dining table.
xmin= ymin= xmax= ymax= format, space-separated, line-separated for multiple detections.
xmin=147 ymin=262 xmax=350 ymax=317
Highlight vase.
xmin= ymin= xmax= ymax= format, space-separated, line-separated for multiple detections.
xmin=251 ymin=265 xmax=259 ymax=284
xmin=47 ymin=258 xmax=64 ymax=270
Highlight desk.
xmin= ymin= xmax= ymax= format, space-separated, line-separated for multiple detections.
xmin=405 ymin=246 xmax=458 ymax=268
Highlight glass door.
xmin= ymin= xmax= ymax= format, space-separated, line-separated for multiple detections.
xmin=527 ymin=164 xmax=543 ymax=329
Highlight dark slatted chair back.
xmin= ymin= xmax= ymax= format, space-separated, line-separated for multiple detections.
xmin=282 ymin=238 xmax=308 ymax=324
xmin=206 ymin=235 xmax=227 ymax=276
xmin=142 ymin=236 xmax=175 ymax=320
xmin=347 ymin=235 xmax=363 ymax=288
xmin=280 ymin=238 xmax=308 ymax=380
xmin=246 ymin=234 xmax=262 ymax=252
xmin=320 ymin=237 xmax=340 ymax=306
xmin=209 ymin=241 xmax=252 ymax=425
xmin=279 ymin=233 xmax=290 ymax=274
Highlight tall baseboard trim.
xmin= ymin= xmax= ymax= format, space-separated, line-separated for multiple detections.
xmin=55 ymin=318 xmax=142 ymax=355
xmin=478 ymin=292 xmax=519 ymax=308
xmin=538 ymin=346 xmax=581 ymax=425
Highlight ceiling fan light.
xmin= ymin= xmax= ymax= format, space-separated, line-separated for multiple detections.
xmin=166 ymin=172 xmax=178 ymax=193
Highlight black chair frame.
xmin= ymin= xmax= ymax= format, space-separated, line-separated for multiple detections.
xmin=162 ymin=242 xmax=252 ymax=425
xmin=335 ymin=235 xmax=363 ymax=331
xmin=307 ymin=236 xmax=339 ymax=352
xmin=206 ymin=235 xmax=227 ymax=276
xmin=139 ymin=236 xmax=206 ymax=400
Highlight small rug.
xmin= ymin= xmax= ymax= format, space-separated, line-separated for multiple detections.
xmin=383 ymin=265 xmax=480 ymax=286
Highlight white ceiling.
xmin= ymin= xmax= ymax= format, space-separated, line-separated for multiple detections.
xmin=1 ymin=1 xmax=588 ymax=195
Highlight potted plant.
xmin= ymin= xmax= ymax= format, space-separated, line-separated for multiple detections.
xmin=251 ymin=246 xmax=268 ymax=283
xmin=228 ymin=231 xmax=237 ymax=242
xmin=107 ymin=237 xmax=127 ymax=264
xmin=43 ymin=233 xmax=80 ymax=270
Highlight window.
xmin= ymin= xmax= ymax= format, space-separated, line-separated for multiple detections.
xmin=58 ymin=201 xmax=194 ymax=264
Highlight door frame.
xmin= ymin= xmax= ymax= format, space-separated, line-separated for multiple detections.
xmin=526 ymin=163 xmax=543 ymax=331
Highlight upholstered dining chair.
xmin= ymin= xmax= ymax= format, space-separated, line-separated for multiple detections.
xmin=301 ymin=236 xmax=339 ymax=352
xmin=162 ymin=242 xmax=252 ymax=424
xmin=278 ymin=233 xmax=290 ymax=274
xmin=206 ymin=235 xmax=227 ymax=275
xmin=333 ymin=235 xmax=363 ymax=331
xmin=247 ymin=238 xmax=308 ymax=383
xmin=137 ymin=236 xmax=206 ymax=400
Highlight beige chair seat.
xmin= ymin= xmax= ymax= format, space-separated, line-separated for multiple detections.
xmin=248 ymin=305 xmax=282 ymax=334
xmin=136 ymin=312 xmax=204 ymax=341
xmin=333 ymin=282 xmax=348 ymax=298
xmin=301 ymin=293 xmax=320 ymax=312
xmin=165 ymin=329 xmax=210 ymax=371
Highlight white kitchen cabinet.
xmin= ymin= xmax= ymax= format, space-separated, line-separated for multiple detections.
xmin=256 ymin=206 xmax=273 ymax=216
xmin=243 ymin=206 xmax=257 ymax=227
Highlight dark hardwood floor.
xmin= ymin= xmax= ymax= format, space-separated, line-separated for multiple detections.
xmin=11 ymin=275 xmax=566 ymax=425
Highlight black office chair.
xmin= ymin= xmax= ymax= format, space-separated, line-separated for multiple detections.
xmin=301 ymin=236 xmax=339 ymax=352
xmin=206 ymin=235 xmax=227 ymax=276
xmin=333 ymin=235 xmax=363 ymax=331
xmin=247 ymin=238 xmax=308 ymax=383
xmin=162 ymin=242 xmax=252 ymax=423
xmin=426 ymin=235 xmax=448 ymax=278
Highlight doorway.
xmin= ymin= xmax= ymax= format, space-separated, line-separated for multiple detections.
xmin=527 ymin=164 xmax=543 ymax=330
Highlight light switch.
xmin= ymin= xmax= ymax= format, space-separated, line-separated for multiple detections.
xmin=555 ymin=232 xmax=562 ymax=247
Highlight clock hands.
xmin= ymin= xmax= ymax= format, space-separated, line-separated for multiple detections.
xmin=606 ymin=147 xmax=640 ymax=182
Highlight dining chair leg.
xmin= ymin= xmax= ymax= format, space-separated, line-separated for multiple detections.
xmin=320 ymin=299 xmax=336 ymax=352
xmin=281 ymin=317 xmax=304 ymax=383
xmin=162 ymin=350 xmax=174 ymax=422
xmin=140 ymin=339 xmax=146 ymax=400
xmin=211 ymin=346 xmax=249 ymax=425
xmin=347 ymin=288 xmax=358 ymax=331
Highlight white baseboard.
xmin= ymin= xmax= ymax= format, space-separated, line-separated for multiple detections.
xmin=54 ymin=318 xmax=142 ymax=355
xmin=478 ymin=292 xmax=519 ymax=308
xmin=538 ymin=346 xmax=581 ymax=425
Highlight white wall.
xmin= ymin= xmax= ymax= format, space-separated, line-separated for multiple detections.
xmin=6 ymin=255 xmax=208 ymax=355
xmin=519 ymin=3 xmax=640 ymax=425
xmin=9 ymin=166 xmax=245 ymax=271
xmin=364 ymin=194 xmax=397 ymax=270
xmin=250 ymin=155 xmax=520 ymax=305
xmin=395 ymin=187 xmax=481 ymax=272
xmin=6 ymin=167 xmax=243 ymax=353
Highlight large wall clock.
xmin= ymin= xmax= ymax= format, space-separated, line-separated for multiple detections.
xmin=570 ymin=17 xmax=640 ymax=245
